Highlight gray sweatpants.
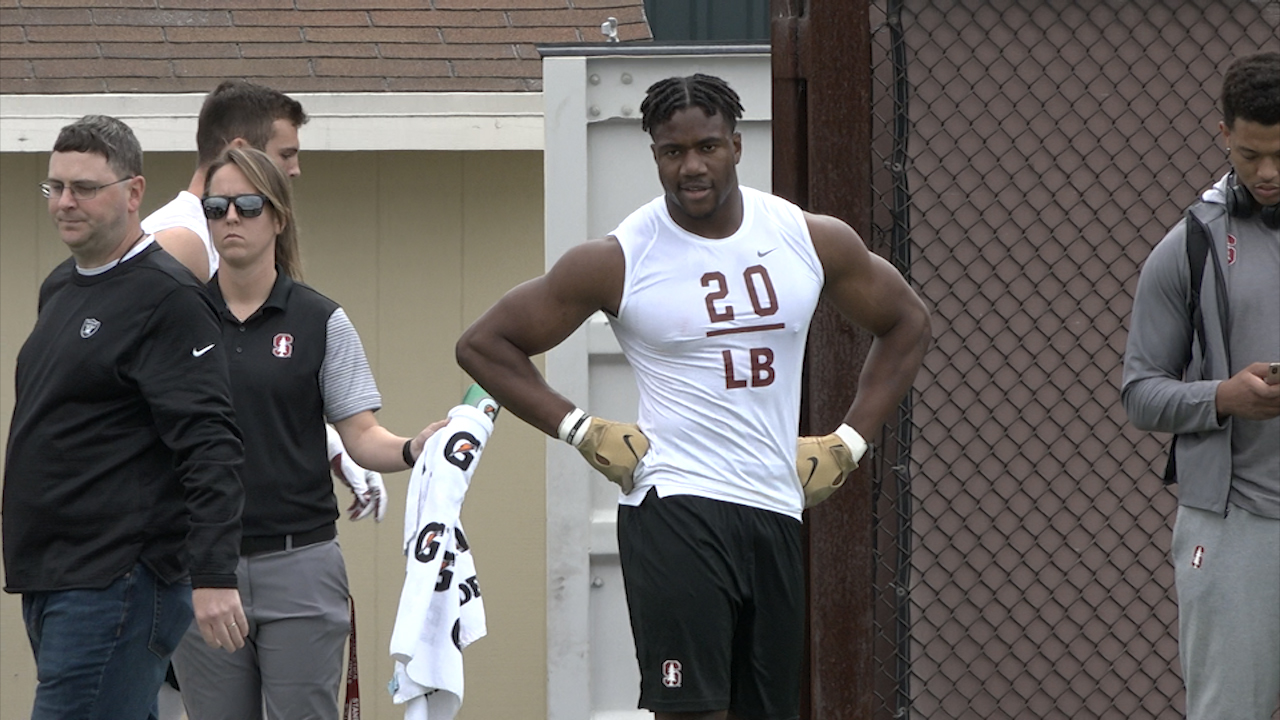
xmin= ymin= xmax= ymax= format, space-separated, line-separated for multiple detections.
xmin=172 ymin=539 xmax=350 ymax=720
xmin=1173 ymin=504 xmax=1280 ymax=720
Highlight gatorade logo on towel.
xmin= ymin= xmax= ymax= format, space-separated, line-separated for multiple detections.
xmin=445 ymin=432 xmax=481 ymax=471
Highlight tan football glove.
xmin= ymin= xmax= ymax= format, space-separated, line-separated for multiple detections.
xmin=796 ymin=424 xmax=869 ymax=508
xmin=560 ymin=409 xmax=650 ymax=493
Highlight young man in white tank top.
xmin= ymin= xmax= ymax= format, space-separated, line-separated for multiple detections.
xmin=142 ymin=80 xmax=306 ymax=282
xmin=458 ymin=74 xmax=931 ymax=720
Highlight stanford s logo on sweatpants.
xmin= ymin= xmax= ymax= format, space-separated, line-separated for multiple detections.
xmin=662 ymin=659 xmax=682 ymax=688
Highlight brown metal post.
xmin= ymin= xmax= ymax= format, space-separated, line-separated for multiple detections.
xmin=772 ymin=1 xmax=875 ymax=718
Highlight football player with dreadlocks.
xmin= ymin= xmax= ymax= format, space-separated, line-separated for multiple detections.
xmin=458 ymin=73 xmax=930 ymax=719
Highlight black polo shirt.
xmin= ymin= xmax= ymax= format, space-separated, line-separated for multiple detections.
xmin=208 ymin=271 xmax=379 ymax=540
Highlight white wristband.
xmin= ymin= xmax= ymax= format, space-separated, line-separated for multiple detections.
xmin=833 ymin=423 xmax=869 ymax=464
xmin=557 ymin=408 xmax=591 ymax=447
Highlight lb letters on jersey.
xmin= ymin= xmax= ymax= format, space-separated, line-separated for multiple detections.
xmin=389 ymin=404 xmax=492 ymax=720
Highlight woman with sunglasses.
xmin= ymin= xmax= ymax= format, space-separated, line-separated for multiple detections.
xmin=170 ymin=146 xmax=443 ymax=720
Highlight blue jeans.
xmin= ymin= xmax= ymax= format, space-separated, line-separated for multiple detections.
xmin=22 ymin=562 xmax=194 ymax=720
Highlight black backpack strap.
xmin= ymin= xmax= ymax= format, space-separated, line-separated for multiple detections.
xmin=1185 ymin=212 xmax=1211 ymax=361
xmin=1163 ymin=210 xmax=1212 ymax=485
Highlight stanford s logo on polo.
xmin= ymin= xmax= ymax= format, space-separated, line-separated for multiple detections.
xmin=80 ymin=318 xmax=101 ymax=338
xmin=662 ymin=659 xmax=682 ymax=688
xmin=272 ymin=333 xmax=293 ymax=358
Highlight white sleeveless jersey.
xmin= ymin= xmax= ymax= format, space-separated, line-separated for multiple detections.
xmin=141 ymin=191 xmax=219 ymax=279
xmin=609 ymin=186 xmax=824 ymax=519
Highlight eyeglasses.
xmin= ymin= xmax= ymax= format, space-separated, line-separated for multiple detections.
xmin=39 ymin=176 xmax=134 ymax=201
xmin=202 ymin=194 xmax=270 ymax=220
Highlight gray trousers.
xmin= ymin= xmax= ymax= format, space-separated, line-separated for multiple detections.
xmin=173 ymin=539 xmax=350 ymax=720
xmin=1173 ymin=504 xmax=1280 ymax=720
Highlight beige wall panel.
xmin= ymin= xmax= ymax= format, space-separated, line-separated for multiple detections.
xmin=140 ymin=153 xmax=199 ymax=220
xmin=356 ymin=151 xmax=466 ymax=711
xmin=293 ymin=151 xmax=400 ymax=719
xmin=455 ymin=151 xmax=549 ymax=718
xmin=0 ymin=152 xmax=46 ymax=719
xmin=0 ymin=150 xmax=546 ymax=720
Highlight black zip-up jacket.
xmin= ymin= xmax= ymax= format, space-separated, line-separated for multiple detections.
xmin=3 ymin=243 xmax=244 ymax=592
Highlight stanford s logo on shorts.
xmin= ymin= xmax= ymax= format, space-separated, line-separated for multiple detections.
xmin=662 ymin=659 xmax=682 ymax=688
xmin=272 ymin=333 xmax=293 ymax=358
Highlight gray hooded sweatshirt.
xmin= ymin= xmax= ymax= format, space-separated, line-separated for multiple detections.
xmin=1122 ymin=173 xmax=1280 ymax=517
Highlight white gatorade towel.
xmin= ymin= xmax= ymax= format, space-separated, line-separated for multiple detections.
xmin=389 ymin=403 xmax=492 ymax=720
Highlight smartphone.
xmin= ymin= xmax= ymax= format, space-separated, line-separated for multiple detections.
xmin=1268 ymin=362 xmax=1280 ymax=385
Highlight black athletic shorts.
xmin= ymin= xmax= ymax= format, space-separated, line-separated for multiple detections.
xmin=617 ymin=489 xmax=804 ymax=720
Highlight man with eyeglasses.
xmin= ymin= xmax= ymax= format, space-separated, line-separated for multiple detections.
xmin=2 ymin=114 xmax=248 ymax=720
xmin=143 ymin=79 xmax=306 ymax=282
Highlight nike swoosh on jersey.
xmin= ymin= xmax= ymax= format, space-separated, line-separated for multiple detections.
xmin=192 ymin=344 xmax=215 ymax=357
xmin=757 ymin=247 xmax=778 ymax=257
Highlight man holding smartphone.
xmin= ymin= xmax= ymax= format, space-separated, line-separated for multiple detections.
xmin=1122 ymin=52 xmax=1280 ymax=720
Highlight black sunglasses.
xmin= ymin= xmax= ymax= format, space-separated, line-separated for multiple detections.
xmin=202 ymin=194 xmax=270 ymax=220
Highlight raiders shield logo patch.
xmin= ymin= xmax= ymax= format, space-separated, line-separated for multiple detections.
xmin=80 ymin=318 xmax=101 ymax=338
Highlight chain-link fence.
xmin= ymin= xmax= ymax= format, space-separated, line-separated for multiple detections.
xmin=865 ymin=1 xmax=1280 ymax=717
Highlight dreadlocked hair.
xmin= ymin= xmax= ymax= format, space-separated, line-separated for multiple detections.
xmin=640 ymin=74 xmax=744 ymax=134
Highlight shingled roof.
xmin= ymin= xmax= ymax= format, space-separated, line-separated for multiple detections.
xmin=0 ymin=0 xmax=651 ymax=94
